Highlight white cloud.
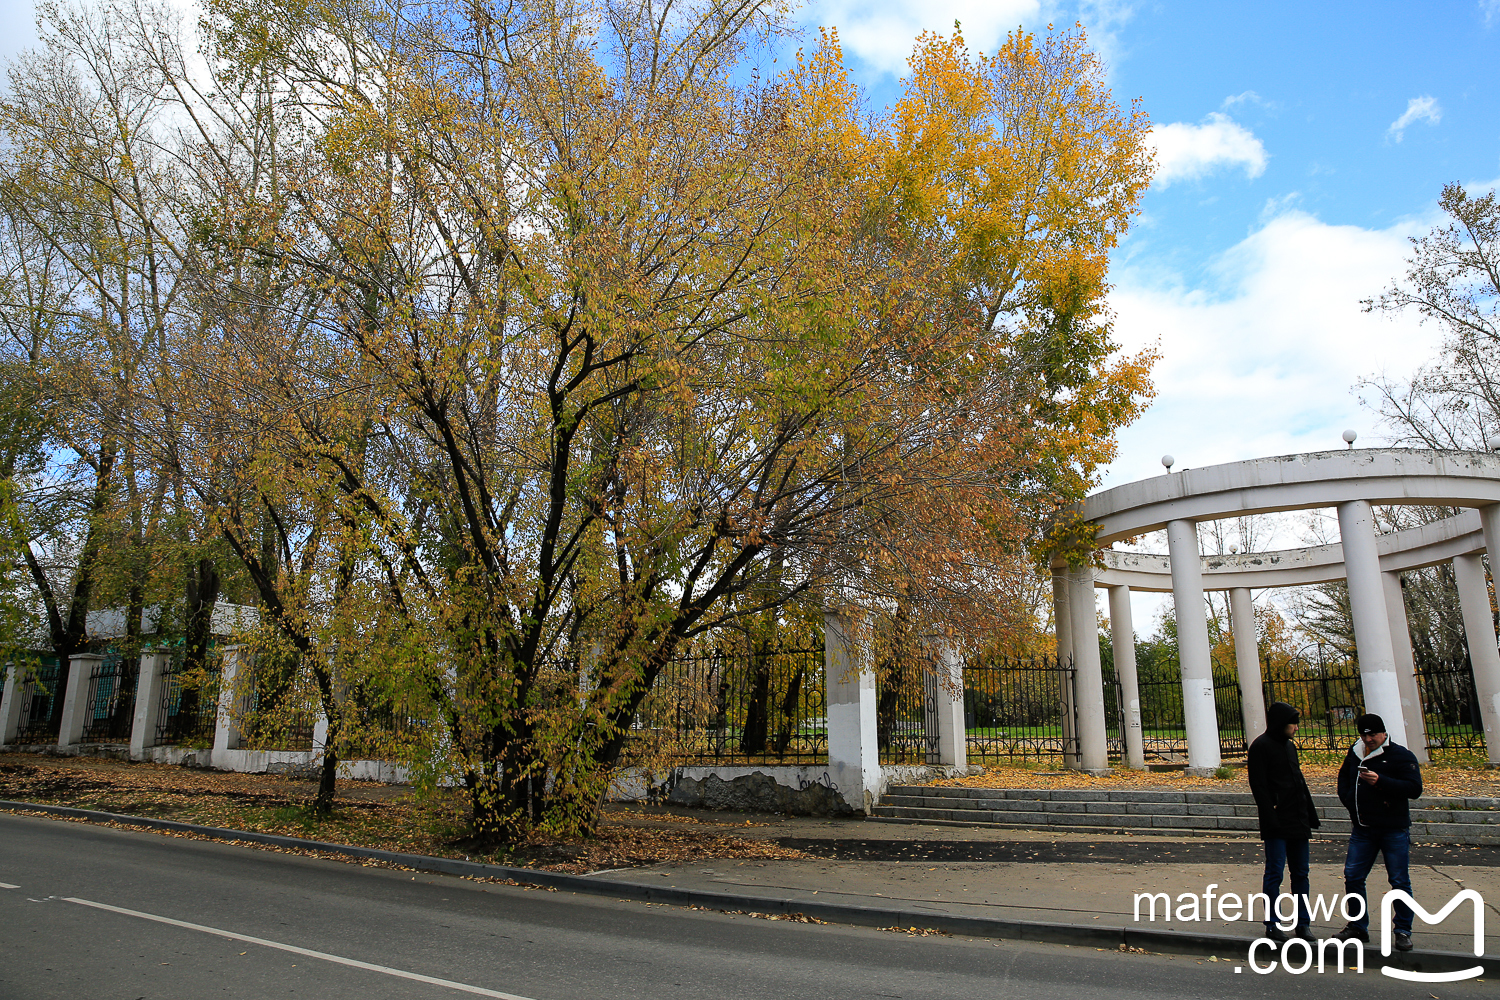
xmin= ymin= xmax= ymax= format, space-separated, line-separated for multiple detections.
xmin=1099 ymin=209 xmax=1443 ymax=493
xmin=1221 ymin=90 xmax=1268 ymax=111
xmin=1149 ymin=113 xmax=1268 ymax=186
xmin=804 ymin=0 xmax=1039 ymax=75
xmin=1482 ymin=0 xmax=1500 ymax=27
xmin=1069 ymin=0 xmax=1136 ymax=81
xmin=1387 ymin=96 xmax=1442 ymax=142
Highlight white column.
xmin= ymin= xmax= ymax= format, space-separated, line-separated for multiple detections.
xmin=1229 ymin=587 xmax=1267 ymax=745
xmin=1068 ymin=564 xmax=1109 ymax=772
xmin=933 ymin=647 xmax=967 ymax=768
xmin=1474 ymin=504 xmax=1500 ymax=764
xmin=1336 ymin=500 xmax=1410 ymax=746
xmin=1051 ymin=565 xmax=1078 ymax=768
xmin=1107 ymin=585 xmax=1145 ymax=770
xmin=130 ymin=650 xmax=170 ymax=755
xmin=1382 ymin=571 xmax=1429 ymax=763
xmin=0 ymin=664 xmax=24 ymax=746
xmin=1167 ymin=519 xmax=1221 ymax=771
xmin=214 ymin=645 xmax=248 ymax=753
xmin=824 ymin=612 xmax=879 ymax=813
xmin=1452 ymin=553 xmax=1500 ymax=765
xmin=312 ymin=714 xmax=330 ymax=752
xmin=57 ymin=653 xmax=101 ymax=747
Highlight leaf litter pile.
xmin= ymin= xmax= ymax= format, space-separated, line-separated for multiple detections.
xmin=0 ymin=753 xmax=805 ymax=874
xmin=931 ymin=761 xmax=1500 ymax=797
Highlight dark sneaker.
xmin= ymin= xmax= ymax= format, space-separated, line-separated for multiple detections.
xmin=1265 ymin=926 xmax=1290 ymax=943
xmin=1394 ymin=931 xmax=1414 ymax=952
xmin=1294 ymin=926 xmax=1316 ymax=941
xmin=1333 ymin=924 xmax=1369 ymax=943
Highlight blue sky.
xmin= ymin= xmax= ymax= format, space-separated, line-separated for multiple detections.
xmin=2 ymin=0 xmax=1496 ymax=493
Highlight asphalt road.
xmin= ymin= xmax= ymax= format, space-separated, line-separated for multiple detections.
xmin=0 ymin=812 xmax=1492 ymax=1000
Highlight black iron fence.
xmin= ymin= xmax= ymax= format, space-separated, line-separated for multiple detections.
xmin=14 ymin=657 xmax=61 ymax=744
xmin=242 ymin=710 xmax=317 ymax=751
xmin=873 ymin=649 xmax=940 ymax=764
xmin=239 ymin=656 xmax=318 ymax=751
xmin=1261 ymin=653 xmax=1366 ymax=755
xmin=340 ymin=697 xmax=439 ymax=761
xmin=623 ymin=642 xmax=827 ymax=765
xmin=1102 ymin=664 xmax=1123 ymax=762
xmin=14 ymin=634 xmax=1482 ymax=768
xmin=155 ymin=652 xmax=221 ymax=747
xmin=962 ymin=655 xmax=1076 ymax=763
xmin=78 ymin=654 xmax=140 ymax=744
xmin=1414 ymin=653 xmax=1485 ymax=755
xmin=1135 ymin=664 xmax=1249 ymax=761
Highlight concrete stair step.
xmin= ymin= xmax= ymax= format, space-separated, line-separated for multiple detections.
xmin=881 ymin=785 xmax=1500 ymax=810
xmin=871 ymin=791 xmax=1500 ymax=845
xmin=865 ymin=813 xmax=1500 ymax=844
xmin=870 ymin=804 xmax=1272 ymax=830
xmin=877 ymin=795 xmax=1262 ymax=817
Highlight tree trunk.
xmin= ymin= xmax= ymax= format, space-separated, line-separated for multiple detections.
xmin=185 ymin=558 xmax=220 ymax=674
xmin=772 ymin=664 xmax=805 ymax=756
xmin=314 ymin=743 xmax=338 ymax=814
xmin=740 ymin=648 xmax=771 ymax=755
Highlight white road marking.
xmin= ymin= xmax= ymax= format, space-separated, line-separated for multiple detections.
xmin=0 ymin=882 xmax=19 ymax=889
xmin=63 ymin=897 xmax=539 ymax=999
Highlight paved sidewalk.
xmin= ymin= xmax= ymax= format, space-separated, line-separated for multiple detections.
xmin=600 ymin=808 xmax=1500 ymax=957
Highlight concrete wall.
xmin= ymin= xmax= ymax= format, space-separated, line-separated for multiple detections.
xmin=612 ymin=763 xmax=980 ymax=816
xmin=3 ymin=742 xmax=410 ymax=784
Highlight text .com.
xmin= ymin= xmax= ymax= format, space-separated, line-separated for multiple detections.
xmin=1133 ymin=884 xmax=1486 ymax=982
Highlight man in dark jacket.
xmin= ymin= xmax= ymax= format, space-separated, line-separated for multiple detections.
xmin=1247 ymin=701 xmax=1320 ymax=941
xmin=1334 ymin=713 xmax=1422 ymax=950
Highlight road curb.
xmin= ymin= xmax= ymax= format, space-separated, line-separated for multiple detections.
xmin=2 ymin=799 xmax=1490 ymax=974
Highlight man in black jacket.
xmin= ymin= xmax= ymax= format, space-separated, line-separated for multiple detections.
xmin=1247 ymin=701 xmax=1320 ymax=941
xmin=1333 ymin=713 xmax=1422 ymax=950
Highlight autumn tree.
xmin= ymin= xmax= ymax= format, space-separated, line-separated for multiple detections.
xmin=1362 ymin=183 xmax=1500 ymax=448
xmin=1355 ymin=183 xmax=1499 ymax=675
xmin=0 ymin=0 xmax=1154 ymax=837
xmin=174 ymin=0 xmax=1151 ymax=842
xmin=0 ymin=1 xmax=206 ymax=708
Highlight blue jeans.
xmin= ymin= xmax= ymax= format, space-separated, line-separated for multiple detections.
xmin=1344 ymin=826 xmax=1413 ymax=933
xmin=1262 ymin=837 xmax=1311 ymax=930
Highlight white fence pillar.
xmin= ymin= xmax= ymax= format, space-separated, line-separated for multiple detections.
xmin=57 ymin=654 xmax=101 ymax=748
xmin=130 ymin=650 xmax=170 ymax=755
xmin=0 ymin=664 xmax=24 ymax=746
xmin=1051 ymin=564 xmax=1079 ymax=768
xmin=933 ymin=647 xmax=967 ymax=768
xmin=1167 ymin=519 xmax=1220 ymax=772
xmin=1107 ymin=585 xmax=1145 ymax=769
xmin=1382 ymin=571 xmax=1429 ymax=763
xmin=1068 ymin=564 xmax=1109 ymax=772
xmin=1453 ymin=553 xmax=1500 ymax=765
xmin=824 ymin=612 xmax=878 ymax=813
xmin=214 ymin=645 xmax=248 ymax=753
xmin=1229 ymin=587 xmax=1267 ymax=745
xmin=1337 ymin=500 xmax=1410 ymax=747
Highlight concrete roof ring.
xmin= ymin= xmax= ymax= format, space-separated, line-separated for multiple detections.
xmin=1074 ymin=448 xmax=1500 ymax=593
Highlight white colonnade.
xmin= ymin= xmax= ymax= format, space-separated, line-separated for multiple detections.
xmin=1052 ymin=448 xmax=1500 ymax=772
